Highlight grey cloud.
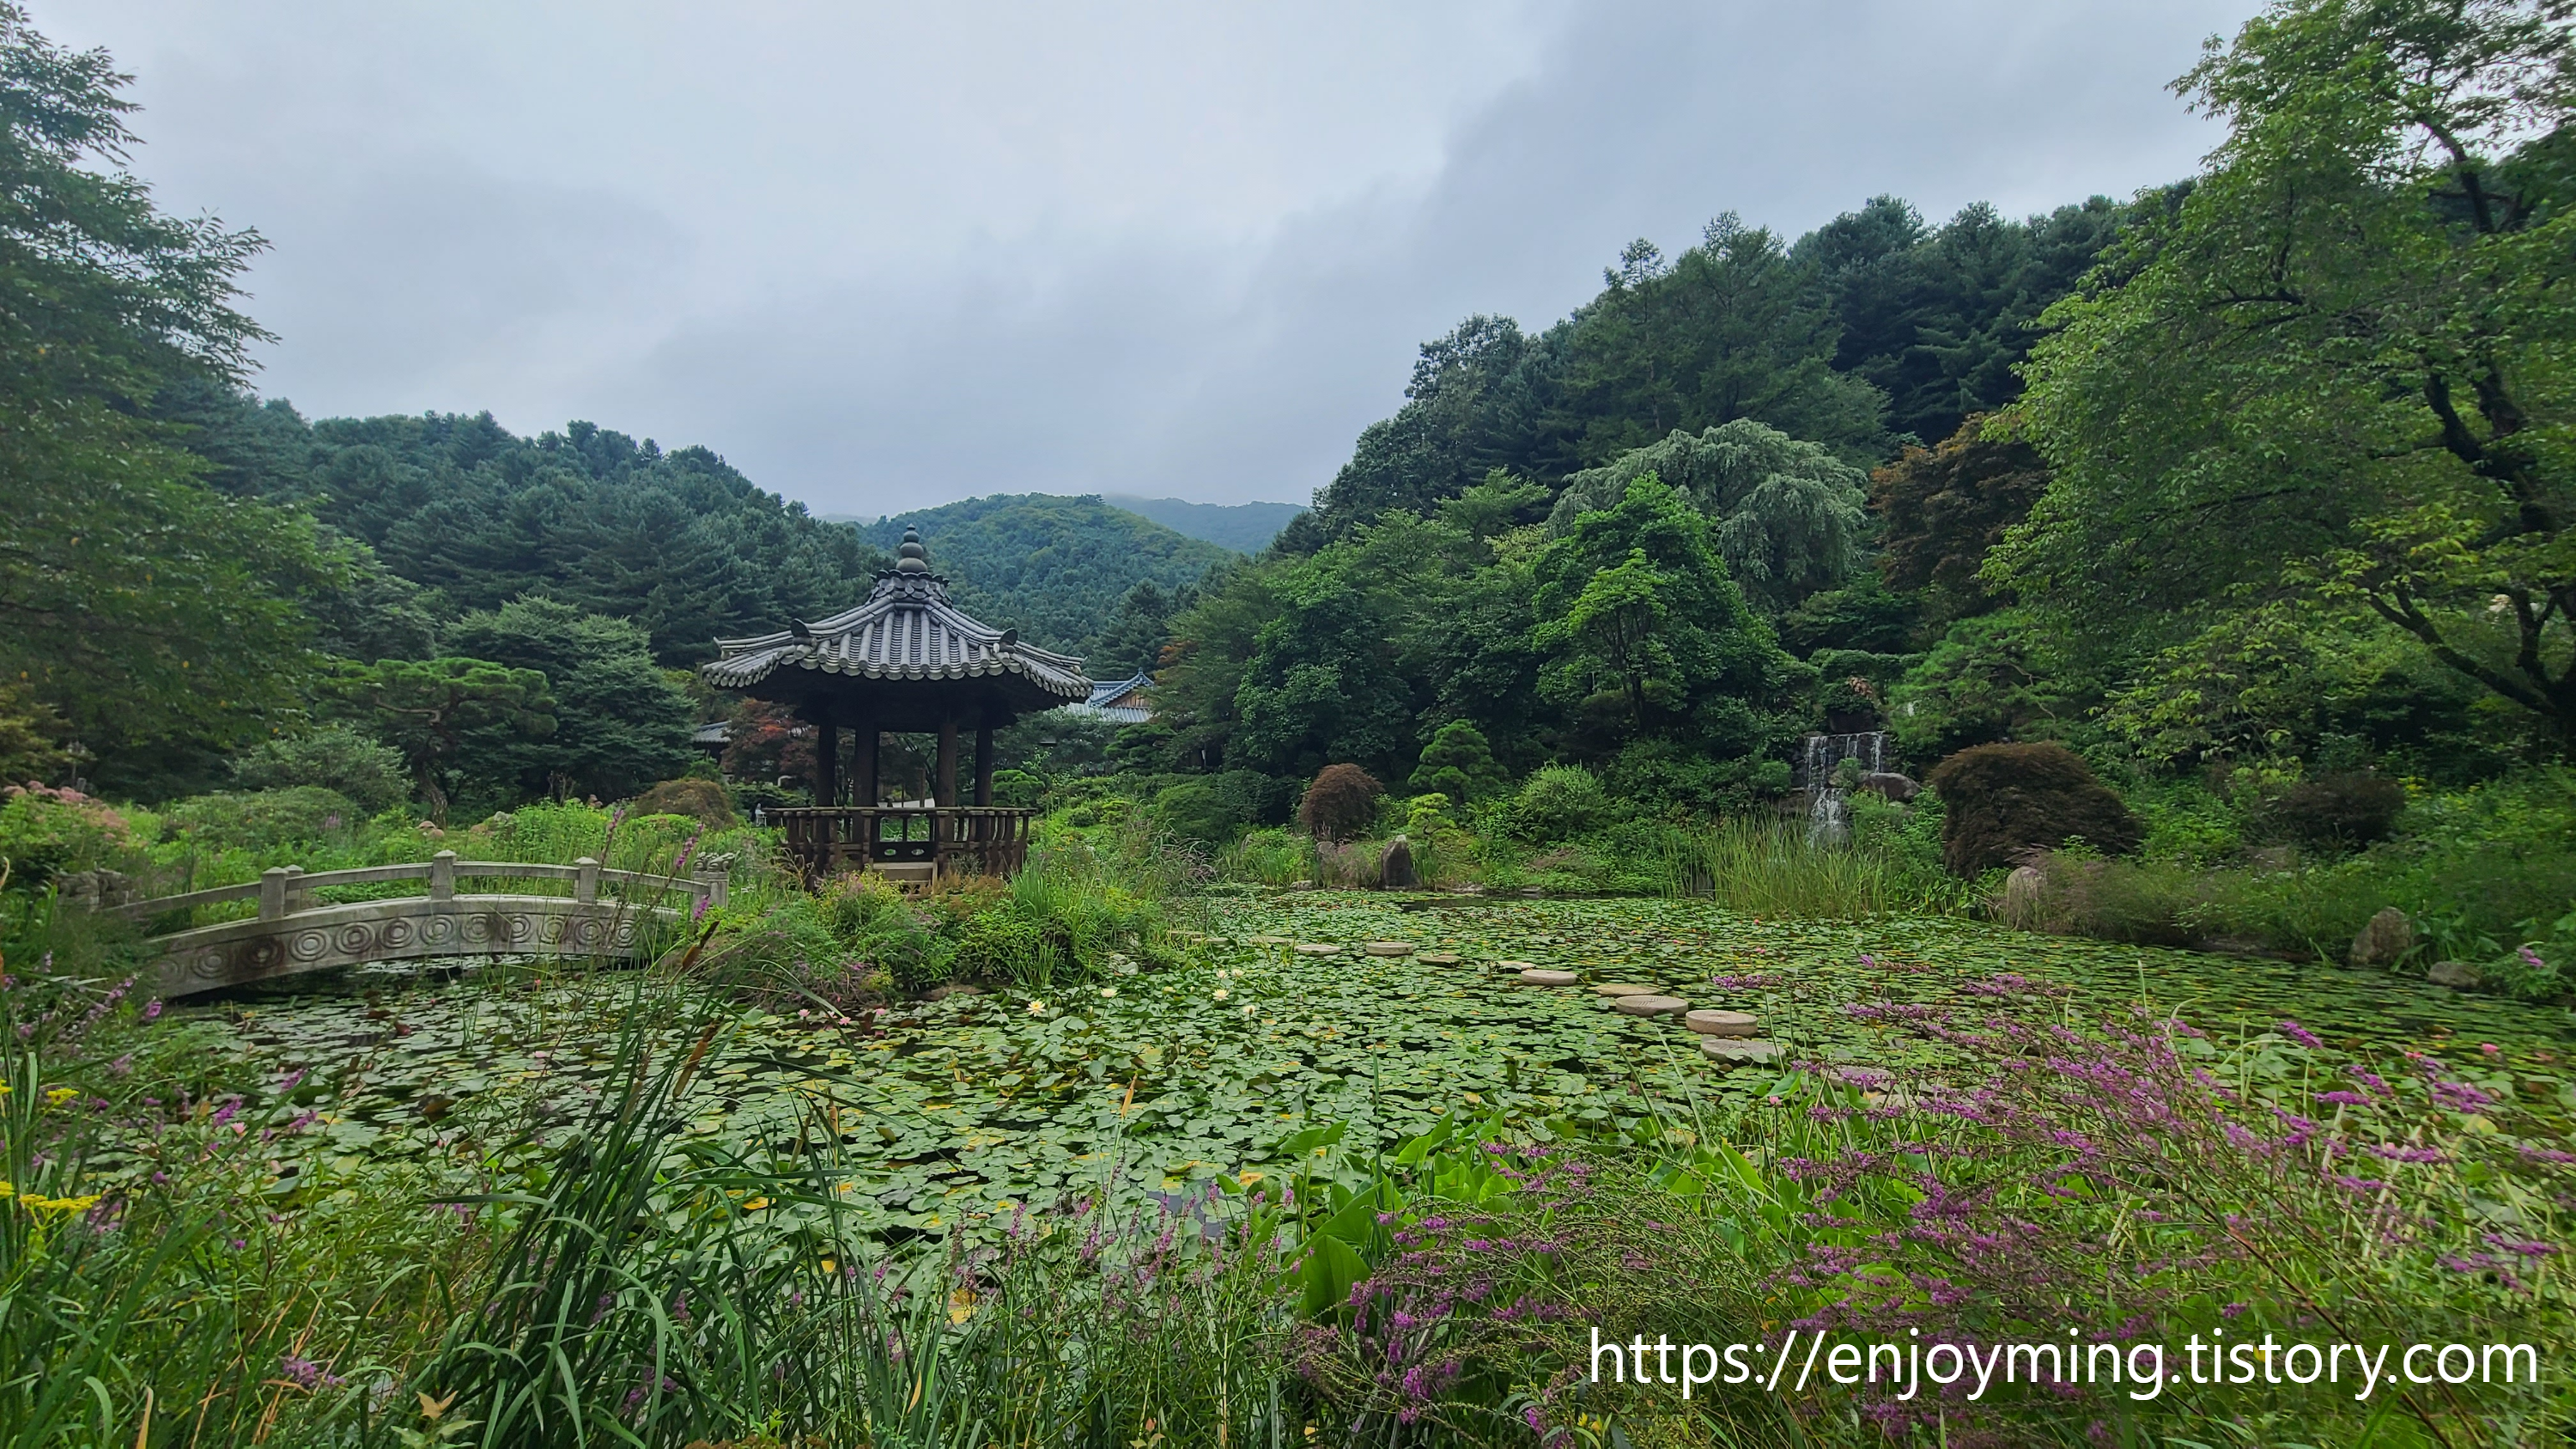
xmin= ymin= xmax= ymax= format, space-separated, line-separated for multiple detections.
xmin=613 ymin=0 xmax=2259 ymax=510
xmin=51 ymin=0 xmax=2260 ymax=512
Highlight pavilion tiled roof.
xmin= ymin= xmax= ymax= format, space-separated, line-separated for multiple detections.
xmin=703 ymin=527 xmax=1089 ymax=702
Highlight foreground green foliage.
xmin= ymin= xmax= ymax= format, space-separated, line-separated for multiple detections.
xmin=8 ymin=862 xmax=2573 ymax=1446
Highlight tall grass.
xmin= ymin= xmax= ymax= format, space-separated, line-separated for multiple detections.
xmin=1219 ymin=827 xmax=1313 ymax=887
xmin=0 ymin=911 xmax=484 ymax=1448
xmin=1657 ymin=817 xmax=1976 ymax=918
xmin=398 ymin=947 xmax=1315 ymax=1447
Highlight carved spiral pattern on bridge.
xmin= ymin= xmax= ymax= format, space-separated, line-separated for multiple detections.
xmin=161 ymin=903 xmax=656 ymax=993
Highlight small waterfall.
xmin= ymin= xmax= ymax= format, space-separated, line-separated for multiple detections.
xmin=1795 ymin=730 xmax=1889 ymax=787
xmin=1795 ymin=730 xmax=1889 ymax=848
xmin=1807 ymin=787 xmax=1850 ymax=848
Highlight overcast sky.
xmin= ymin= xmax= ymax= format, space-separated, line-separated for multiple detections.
xmin=47 ymin=0 xmax=2261 ymax=516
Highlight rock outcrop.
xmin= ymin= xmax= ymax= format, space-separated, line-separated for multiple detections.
xmin=2349 ymin=907 xmax=2415 ymax=969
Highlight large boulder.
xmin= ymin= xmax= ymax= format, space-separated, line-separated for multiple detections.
xmin=1927 ymin=742 xmax=2142 ymax=875
xmin=1380 ymin=834 xmax=1418 ymax=889
xmin=1859 ymin=771 xmax=1922 ymax=803
xmin=1995 ymin=864 xmax=2048 ymax=930
xmin=2349 ymin=907 xmax=2415 ymax=969
xmin=2427 ymin=959 xmax=2482 ymax=989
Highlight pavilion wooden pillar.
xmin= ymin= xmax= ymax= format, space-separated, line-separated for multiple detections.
xmin=973 ymin=717 xmax=995 ymax=807
xmin=812 ymin=699 xmax=840 ymax=807
xmin=853 ymin=706 xmax=878 ymax=809
xmin=935 ymin=717 xmax=960 ymax=807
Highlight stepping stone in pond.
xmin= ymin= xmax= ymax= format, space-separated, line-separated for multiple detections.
xmin=1295 ymin=943 xmax=1343 ymax=956
xmin=1701 ymin=1038 xmax=1784 ymax=1064
xmin=1593 ymin=983 xmax=1658 ymax=997
xmin=1418 ymin=951 xmax=1462 ymax=965
xmin=1363 ymin=941 xmax=1416 ymax=957
xmin=1686 ymin=1010 xmax=1758 ymax=1038
xmin=1247 ymin=935 xmax=1291 ymax=945
xmin=1613 ymin=995 xmax=1688 ymax=1016
xmin=1496 ymin=959 xmax=1539 ymax=972
xmin=1518 ymin=969 xmax=1579 ymax=986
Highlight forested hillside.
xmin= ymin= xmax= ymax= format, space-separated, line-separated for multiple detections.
xmin=1131 ymin=29 xmax=2574 ymax=829
xmin=1273 ymin=198 xmax=2118 ymax=553
xmin=3 ymin=0 xmax=2567 ymax=830
xmin=1102 ymin=495 xmax=1306 ymax=553
xmin=162 ymin=388 xmax=887 ymax=666
xmin=857 ymin=495 xmax=1236 ymax=654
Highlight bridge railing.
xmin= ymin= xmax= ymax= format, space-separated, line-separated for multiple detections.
xmin=104 ymin=849 xmax=727 ymax=928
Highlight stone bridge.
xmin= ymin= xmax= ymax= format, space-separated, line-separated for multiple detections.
xmin=103 ymin=851 xmax=728 ymax=997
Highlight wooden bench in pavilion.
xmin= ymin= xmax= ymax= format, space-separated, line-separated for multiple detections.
xmin=702 ymin=527 xmax=1091 ymax=885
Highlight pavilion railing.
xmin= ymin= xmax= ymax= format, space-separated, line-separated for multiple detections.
xmin=773 ymin=807 xmax=1035 ymax=883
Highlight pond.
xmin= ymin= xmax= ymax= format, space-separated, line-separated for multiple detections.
xmin=174 ymin=892 xmax=2576 ymax=1240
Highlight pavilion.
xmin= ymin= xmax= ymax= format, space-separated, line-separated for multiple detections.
xmin=703 ymin=527 xmax=1091 ymax=880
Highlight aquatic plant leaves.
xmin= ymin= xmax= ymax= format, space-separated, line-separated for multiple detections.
xmin=175 ymin=892 xmax=2576 ymax=1245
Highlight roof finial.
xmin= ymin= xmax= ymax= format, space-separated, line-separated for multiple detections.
xmin=896 ymin=525 xmax=930 ymax=575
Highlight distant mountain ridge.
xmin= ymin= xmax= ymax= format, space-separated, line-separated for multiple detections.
xmin=1100 ymin=495 xmax=1305 ymax=553
xmin=846 ymin=494 xmax=1235 ymax=656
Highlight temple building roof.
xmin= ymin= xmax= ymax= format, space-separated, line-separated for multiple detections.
xmin=1074 ymin=669 xmax=1156 ymax=723
xmin=702 ymin=527 xmax=1090 ymax=717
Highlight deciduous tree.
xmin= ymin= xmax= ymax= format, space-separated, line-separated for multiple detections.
xmin=2006 ymin=0 xmax=2576 ymax=754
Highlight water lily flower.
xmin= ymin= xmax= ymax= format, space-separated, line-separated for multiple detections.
xmin=1028 ymin=1000 xmax=1047 ymax=1014
xmin=2482 ymin=1042 xmax=2501 ymax=1056
xmin=1100 ymin=987 xmax=1118 ymax=998
xmin=1212 ymin=989 xmax=1230 ymax=1001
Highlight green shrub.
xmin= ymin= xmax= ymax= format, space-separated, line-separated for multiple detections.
xmin=1508 ymin=764 xmax=1610 ymax=839
xmin=952 ymin=910 xmax=1047 ymax=986
xmin=989 ymin=767 xmax=1043 ymax=807
xmin=629 ymin=776 xmax=738 ymax=824
xmin=1152 ymin=780 xmax=1244 ymax=845
xmin=1006 ymin=837 xmax=1170 ymax=983
xmin=2128 ymin=779 xmax=2241 ymax=865
xmin=1220 ymin=827 xmax=1309 ymax=886
xmin=1402 ymin=793 xmax=1455 ymax=837
xmin=227 ymin=724 xmax=410 ymax=813
xmin=0 ymin=787 xmax=136 ymax=888
xmin=2482 ymin=939 xmax=2567 ymax=1002
xmin=816 ymin=874 xmax=950 ymax=990
xmin=1927 ymin=741 xmax=2142 ymax=874
xmin=156 ymin=787 xmax=361 ymax=855
xmin=1407 ymin=721 xmax=1508 ymax=802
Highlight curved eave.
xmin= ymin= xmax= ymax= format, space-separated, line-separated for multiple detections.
xmin=702 ymin=648 xmax=1089 ymax=701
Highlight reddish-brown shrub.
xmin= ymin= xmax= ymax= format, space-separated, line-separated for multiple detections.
xmin=2269 ymin=772 xmax=2405 ymax=849
xmin=1297 ymin=764 xmax=1383 ymax=842
xmin=1927 ymin=741 xmax=2141 ymax=875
